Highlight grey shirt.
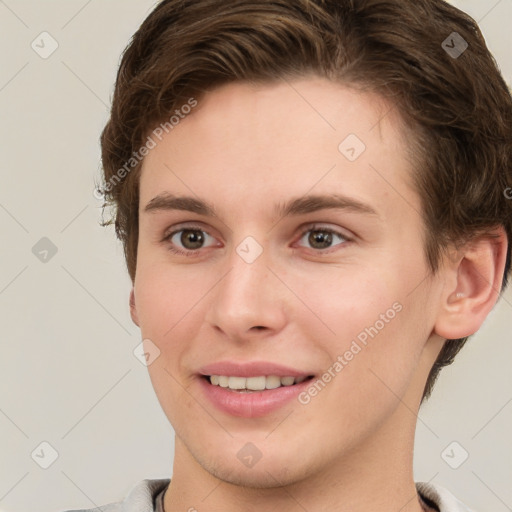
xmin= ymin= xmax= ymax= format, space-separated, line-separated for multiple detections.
xmin=62 ymin=478 xmax=475 ymax=512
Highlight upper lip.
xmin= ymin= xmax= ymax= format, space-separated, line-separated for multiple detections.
xmin=198 ymin=361 xmax=313 ymax=378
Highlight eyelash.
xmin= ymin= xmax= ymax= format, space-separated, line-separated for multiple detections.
xmin=162 ymin=224 xmax=351 ymax=257
xmin=163 ymin=226 xmax=217 ymax=257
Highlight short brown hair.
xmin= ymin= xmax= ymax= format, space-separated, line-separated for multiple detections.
xmin=99 ymin=0 xmax=512 ymax=400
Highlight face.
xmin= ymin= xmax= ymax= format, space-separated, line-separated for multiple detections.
xmin=132 ymin=78 xmax=445 ymax=487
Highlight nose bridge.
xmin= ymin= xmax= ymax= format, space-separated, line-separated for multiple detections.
xmin=206 ymin=240 xmax=287 ymax=336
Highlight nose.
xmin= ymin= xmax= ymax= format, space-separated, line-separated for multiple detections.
xmin=205 ymin=245 xmax=288 ymax=342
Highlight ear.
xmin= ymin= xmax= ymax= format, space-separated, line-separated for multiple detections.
xmin=129 ymin=288 xmax=140 ymax=327
xmin=434 ymin=227 xmax=508 ymax=340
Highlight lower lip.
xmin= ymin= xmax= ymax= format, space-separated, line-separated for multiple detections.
xmin=198 ymin=376 xmax=314 ymax=418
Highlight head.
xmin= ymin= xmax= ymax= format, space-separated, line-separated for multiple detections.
xmin=99 ymin=0 xmax=512 ymax=487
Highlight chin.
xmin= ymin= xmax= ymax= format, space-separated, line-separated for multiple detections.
xmin=208 ymin=459 xmax=312 ymax=489
xmin=185 ymin=438 xmax=318 ymax=489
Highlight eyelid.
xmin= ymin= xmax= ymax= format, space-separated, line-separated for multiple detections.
xmin=294 ymin=223 xmax=352 ymax=251
xmin=162 ymin=223 xmax=221 ymax=256
xmin=160 ymin=222 xmax=353 ymax=256
xmin=162 ymin=222 xmax=216 ymax=241
xmin=297 ymin=223 xmax=353 ymax=240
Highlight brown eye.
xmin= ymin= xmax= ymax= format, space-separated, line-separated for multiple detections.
xmin=167 ymin=227 xmax=217 ymax=254
xmin=308 ymin=230 xmax=333 ymax=249
xmin=298 ymin=227 xmax=347 ymax=251
xmin=180 ymin=229 xmax=204 ymax=249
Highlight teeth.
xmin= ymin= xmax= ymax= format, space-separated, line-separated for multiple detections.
xmin=246 ymin=376 xmax=266 ymax=390
xmin=265 ymin=375 xmax=281 ymax=389
xmin=281 ymin=376 xmax=295 ymax=386
xmin=228 ymin=376 xmax=246 ymax=390
xmin=208 ymin=375 xmax=308 ymax=391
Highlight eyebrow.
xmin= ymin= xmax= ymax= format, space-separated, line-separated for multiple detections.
xmin=143 ymin=192 xmax=378 ymax=218
xmin=275 ymin=194 xmax=378 ymax=218
xmin=144 ymin=193 xmax=216 ymax=216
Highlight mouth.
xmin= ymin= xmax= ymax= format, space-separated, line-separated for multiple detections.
xmin=202 ymin=374 xmax=315 ymax=392
xmin=198 ymin=371 xmax=316 ymax=418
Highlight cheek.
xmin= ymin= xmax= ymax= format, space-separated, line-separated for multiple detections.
xmin=290 ymin=261 xmax=428 ymax=390
xmin=134 ymin=261 xmax=210 ymax=423
xmin=292 ymin=276 xmax=425 ymax=442
xmin=288 ymin=264 xmax=400 ymax=341
xmin=134 ymin=258 xmax=209 ymax=340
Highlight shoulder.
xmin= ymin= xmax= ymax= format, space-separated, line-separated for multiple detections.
xmin=417 ymin=482 xmax=477 ymax=512
xmin=61 ymin=478 xmax=170 ymax=512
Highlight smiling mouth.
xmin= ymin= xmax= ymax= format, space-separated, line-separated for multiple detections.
xmin=203 ymin=374 xmax=315 ymax=392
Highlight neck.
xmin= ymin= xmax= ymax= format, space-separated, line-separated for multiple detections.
xmin=163 ymin=341 xmax=442 ymax=512
xmin=164 ymin=410 xmax=425 ymax=512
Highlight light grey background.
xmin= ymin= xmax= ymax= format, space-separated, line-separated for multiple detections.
xmin=0 ymin=1 xmax=510 ymax=511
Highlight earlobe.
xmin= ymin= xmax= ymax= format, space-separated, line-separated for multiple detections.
xmin=434 ymin=228 xmax=508 ymax=340
xmin=129 ymin=288 xmax=140 ymax=327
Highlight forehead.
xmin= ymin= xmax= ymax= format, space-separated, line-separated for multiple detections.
xmin=139 ymin=78 xmax=418 ymax=222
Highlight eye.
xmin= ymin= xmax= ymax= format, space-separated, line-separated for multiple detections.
xmin=297 ymin=226 xmax=349 ymax=251
xmin=165 ymin=227 xmax=218 ymax=254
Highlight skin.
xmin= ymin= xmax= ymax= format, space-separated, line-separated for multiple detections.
xmin=129 ymin=77 xmax=507 ymax=512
